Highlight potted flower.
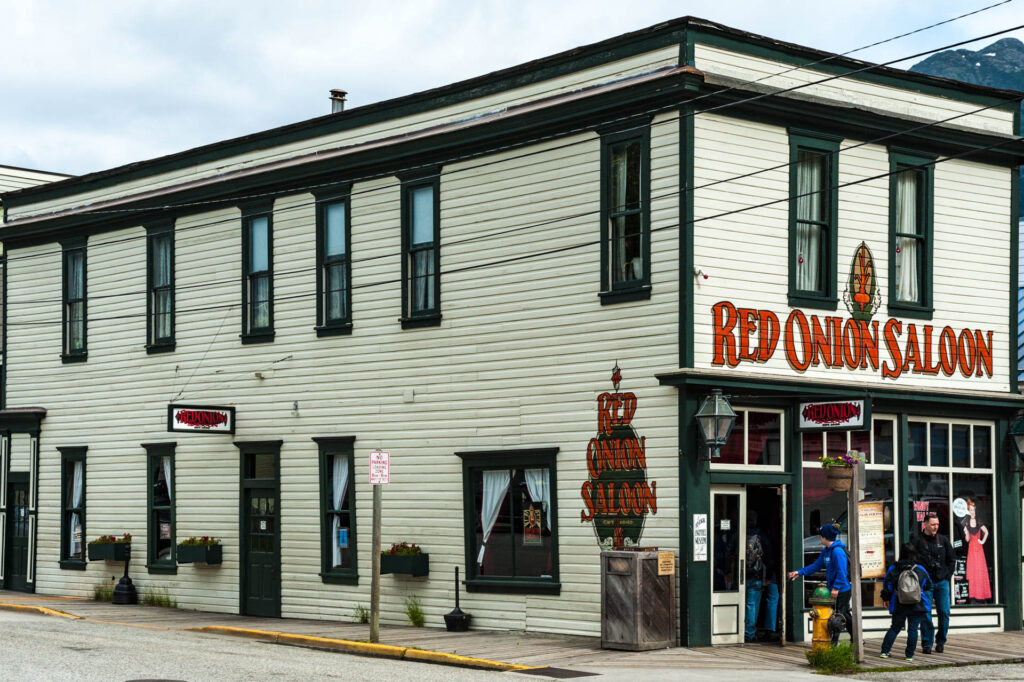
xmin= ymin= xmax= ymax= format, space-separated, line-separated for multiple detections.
xmin=820 ymin=450 xmax=866 ymax=492
xmin=177 ymin=536 xmax=223 ymax=565
xmin=88 ymin=533 xmax=132 ymax=561
xmin=380 ymin=542 xmax=429 ymax=577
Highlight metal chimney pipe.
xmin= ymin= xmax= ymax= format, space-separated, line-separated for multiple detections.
xmin=329 ymin=89 xmax=348 ymax=113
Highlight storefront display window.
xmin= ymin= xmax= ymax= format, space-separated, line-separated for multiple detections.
xmin=714 ymin=409 xmax=782 ymax=468
xmin=907 ymin=419 xmax=996 ymax=605
xmin=801 ymin=417 xmax=896 ymax=608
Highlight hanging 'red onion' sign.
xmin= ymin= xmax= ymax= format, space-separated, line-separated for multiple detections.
xmin=167 ymin=405 xmax=235 ymax=434
xmin=798 ymin=399 xmax=870 ymax=432
xmin=580 ymin=365 xmax=657 ymax=550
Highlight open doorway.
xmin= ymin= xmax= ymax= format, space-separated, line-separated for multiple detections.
xmin=745 ymin=485 xmax=784 ymax=644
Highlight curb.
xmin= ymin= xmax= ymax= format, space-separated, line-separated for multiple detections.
xmin=186 ymin=626 xmax=538 ymax=672
xmin=0 ymin=602 xmax=82 ymax=620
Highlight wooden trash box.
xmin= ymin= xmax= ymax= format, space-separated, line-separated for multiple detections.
xmin=600 ymin=549 xmax=676 ymax=650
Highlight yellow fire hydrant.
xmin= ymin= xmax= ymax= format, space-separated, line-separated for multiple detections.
xmin=808 ymin=584 xmax=836 ymax=653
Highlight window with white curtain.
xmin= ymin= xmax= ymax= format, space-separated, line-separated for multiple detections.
xmin=61 ymin=240 xmax=87 ymax=361
xmin=242 ymin=207 xmax=274 ymax=341
xmin=889 ymin=151 xmax=933 ymax=316
xmin=316 ymin=437 xmax=357 ymax=582
xmin=145 ymin=443 xmax=175 ymax=571
xmin=59 ymin=447 xmax=87 ymax=566
xmin=401 ymin=175 xmax=440 ymax=327
xmin=788 ymin=131 xmax=840 ymax=307
xmin=146 ymin=225 xmax=175 ymax=350
xmin=457 ymin=448 xmax=559 ymax=593
xmin=600 ymin=124 xmax=651 ymax=303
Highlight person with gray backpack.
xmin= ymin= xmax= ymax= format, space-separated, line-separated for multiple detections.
xmin=879 ymin=543 xmax=933 ymax=662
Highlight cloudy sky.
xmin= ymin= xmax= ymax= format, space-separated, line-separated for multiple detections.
xmin=3 ymin=0 xmax=1022 ymax=176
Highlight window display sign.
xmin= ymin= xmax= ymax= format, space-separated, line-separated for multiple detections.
xmin=338 ymin=527 xmax=349 ymax=549
xmin=523 ymin=504 xmax=542 ymax=546
xmin=798 ymin=400 xmax=870 ymax=432
xmin=580 ymin=366 xmax=657 ymax=550
xmin=167 ymin=405 xmax=235 ymax=434
xmin=858 ymin=501 xmax=886 ymax=579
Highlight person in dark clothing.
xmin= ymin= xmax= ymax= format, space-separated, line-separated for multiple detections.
xmin=879 ymin=543 xmax=933 ymax=662
xmin=789 ymin=523 xmax=851 ymax=646
xmin=914 ymin=512 xmax=955 ymax=653
xmin=744 ymin=511 xmax=774 ymax=643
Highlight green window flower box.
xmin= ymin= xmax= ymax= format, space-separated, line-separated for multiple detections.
xmin=380 ymin=553 xmax=429 ymax=577
xmin=176 ymin=544 xmax=223 ymax=565
xmin=88 ymin=543 xmax=130 ymax=562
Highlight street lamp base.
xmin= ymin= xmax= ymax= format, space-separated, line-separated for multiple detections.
xmin=112 ymin=577 xmax=138 ymax=605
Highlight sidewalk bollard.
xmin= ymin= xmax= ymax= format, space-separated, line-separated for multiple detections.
xmin=444 ymin=567 xmax=471 ymax=632
xmin=808 ymin=584 xmax=834 ymax=653
xmin=111 ymin=544 xmax=139 ymax=605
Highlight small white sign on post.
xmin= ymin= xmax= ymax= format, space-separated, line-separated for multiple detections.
xmin=693 ymin=514 xmax=708 ymax=562
xmin=369 ymin=451 xmax=390 ymax=485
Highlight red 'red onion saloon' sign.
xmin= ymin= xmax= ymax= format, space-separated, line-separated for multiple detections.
xmin=167 ymin=405 xmax=235 ymax=434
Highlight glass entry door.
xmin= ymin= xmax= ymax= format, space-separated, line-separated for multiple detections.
xmin=711 ymin=485 xmax=746 ymax=645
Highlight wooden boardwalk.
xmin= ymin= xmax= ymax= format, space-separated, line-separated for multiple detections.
xmin=1 ymin=591 xmax=1022 ymax=673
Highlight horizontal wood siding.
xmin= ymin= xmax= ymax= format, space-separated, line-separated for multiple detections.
xmin=691 ymin=113 xmax=1011 ymax=391
xmin=694 ymin=44 xmax=1016 ymax=136
xmin=7 ymin=47 xmax=681 ymax=222
xmin=7 ymin=115 xmax=680 ymax=635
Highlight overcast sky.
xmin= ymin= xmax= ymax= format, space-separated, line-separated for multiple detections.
xmin=3 ymin=0 xmax=1022 ymax=177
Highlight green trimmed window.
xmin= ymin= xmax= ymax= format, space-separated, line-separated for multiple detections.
xmin=888 ymin=150 xmax=935 ymax=319
xmin=241 ymin=206 xmax=274 ymax=343
xmin=600 ymin=125 xmax=651 ymax=304
xmin=315 ymin=437 xmax=357 ymax=583
xmin=146 ymin=224 xmax=175 ymax=352
xmin=400 ymin=174 xmax=441 ymax=328
xmin=61 ymin=239 xmax=87 ymax=362
xmin=59 ymin=447 xmax=86 ymax=568
xmin=315 ymin=191 xmax=352 ymax=336
xmin=788 ymin=130 xmax=841 ymax=309
xmin=457 ymin=448 xmax=559 ymax=594
xmin=145 ymin=443 xmax=175 ymax=573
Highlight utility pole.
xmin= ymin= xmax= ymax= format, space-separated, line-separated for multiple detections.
xmin=847 ymin=458 xmax=864 ymax=663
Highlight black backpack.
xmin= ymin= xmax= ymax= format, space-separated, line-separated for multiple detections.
xmin=746 ymin=532 xmax=766 ymax=579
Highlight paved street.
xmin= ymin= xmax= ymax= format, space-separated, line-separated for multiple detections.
xmin=852 ymin=663 xmax=1024 ymax=681
xmin=0 ymin=611 xmax=505 ymax=682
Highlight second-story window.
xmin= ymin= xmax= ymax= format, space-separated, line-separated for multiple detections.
xmin=600 ymin=125 xmax=651 ymax=304
xmin=61 ymin=239 xmax=87 ymax=362
xmin=316 ymin=190 xmax=352 ymax=336
xmin=889 ymin=150 xmax=934 ymax=319
xmin=147 ymin=224 xmax=175 ymax=352
xmin=401 ymin=175 xmax=441 ymax=328
xmin=242 ymin=207 xmax=274 ymax=343
xmin=788 ymin=130 xmax=840 ymax=309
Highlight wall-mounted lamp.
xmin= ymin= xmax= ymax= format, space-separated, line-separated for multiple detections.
xmin=1008 ymin=415 xmax=1024 ymax=472
xmin=694 ymin=388 xmax=736 ymax=459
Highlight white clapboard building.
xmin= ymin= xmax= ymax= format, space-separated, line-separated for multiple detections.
xmin=0 ymin=18 xmax=1021 ymax=646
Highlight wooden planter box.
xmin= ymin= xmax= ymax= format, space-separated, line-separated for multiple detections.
xmin=380 ymin=553 xmax=429 ymax=577
xmin=177 ymin=544 xmax=223 ymax=565
xmin=88 ymin=542 xmax=130 ymax=562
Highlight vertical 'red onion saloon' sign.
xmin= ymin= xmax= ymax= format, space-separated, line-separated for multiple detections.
xmin=581 ymin=367 xmax=657 ymax=549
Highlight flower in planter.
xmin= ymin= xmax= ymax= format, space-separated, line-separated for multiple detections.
xmin=88 ymin=533 xmax=132 ymax=545
xmin=384 ymin=541 xmax=422 ymax=556
xmin=819 ymin=450 xmax=866 ymax=469
xmin=178 ymin=536 xmax=222 ymax=547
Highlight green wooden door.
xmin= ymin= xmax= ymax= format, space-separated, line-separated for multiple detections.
xmin=5 ymin=480 xmax=31 ymax=592
xmin=243 ymin=487 xmax=279 ymax=617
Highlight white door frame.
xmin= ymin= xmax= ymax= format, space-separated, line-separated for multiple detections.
xmin=711 ymin=485 xmax=746 ymax=645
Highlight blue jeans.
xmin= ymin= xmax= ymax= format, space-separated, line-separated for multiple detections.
xmin=761 ymin=581 xmax=780 ymax=631
xmin=881 ymin=611 xmax=925 ymax=658
xmin=921 ymin=579 xmax=951 ymax=648
xmin=745 ymin=579 xmax=763 ymax=641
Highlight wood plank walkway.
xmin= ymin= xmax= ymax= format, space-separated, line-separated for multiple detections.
xmin=2 ymin=590 xmax=1022 ymax=673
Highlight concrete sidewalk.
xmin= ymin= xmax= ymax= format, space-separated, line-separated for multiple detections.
xmin=2 ymin=590 xmax=1023 ymax=676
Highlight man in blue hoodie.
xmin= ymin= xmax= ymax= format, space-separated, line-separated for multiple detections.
xmin=788 ymin=523 xmax=851 ymax=646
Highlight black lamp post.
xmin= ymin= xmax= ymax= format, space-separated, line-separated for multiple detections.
xmin=1008 ymin=415 xmax=1024 ymax=473
xmin=695 ymin=389 xmax=737 ymax=459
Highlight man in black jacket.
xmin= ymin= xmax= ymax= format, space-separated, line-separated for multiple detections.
xmin=914 ymin=512 xmax=955 ymax=653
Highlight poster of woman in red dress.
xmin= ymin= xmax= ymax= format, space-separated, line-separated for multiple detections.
xmin=961 ymin=498 xmax=992 ymax=602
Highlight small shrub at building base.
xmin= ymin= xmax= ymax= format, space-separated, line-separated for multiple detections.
xmin=141 ymin=586 xmax=178 ymax=608
xmin=354 ymin=604 xmax=370 ymax=624
xmin=805 ymin=643 xmax=860 ymax=674
xmin=405 ymin=596 xmax=425 ymax=627
xmin=92 ymin=581 xmax=115 ymax=601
